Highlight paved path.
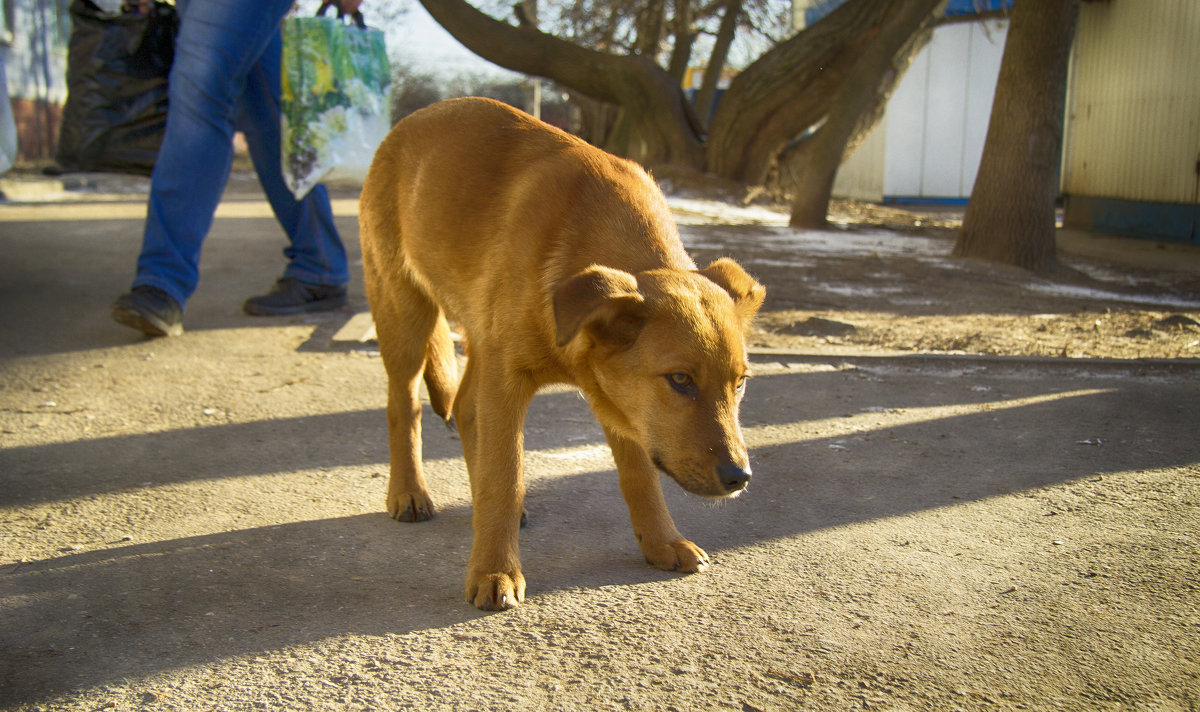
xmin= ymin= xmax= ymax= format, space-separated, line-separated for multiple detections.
xmin=1 ymin=180 xmax=1197 ymax=710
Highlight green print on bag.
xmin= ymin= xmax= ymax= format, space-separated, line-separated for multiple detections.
xmin=281 ymin=15 xmax=390 ymax=198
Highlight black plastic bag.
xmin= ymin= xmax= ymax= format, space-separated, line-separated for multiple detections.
xmin=53 ymin=0 xmax=177 ymax=175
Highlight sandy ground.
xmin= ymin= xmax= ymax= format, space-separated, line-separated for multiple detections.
xmin=1 ymin=175 xmax=1198 ymax=711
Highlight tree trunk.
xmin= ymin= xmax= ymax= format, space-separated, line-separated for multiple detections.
xmin=953 ymin=0 xmax=1081 ymax=272
xmin=693 ymin=0 xmax=740 ymax=129
xmin=633 ymin=0 xmax=668 ymax=57
xmin=569 ymin=92 xmax=618 ymax=147
xmin=707 ymin=0 xmax=919 ymax=184
xmin=417 ymin=0 xmax=704 ymax=168
xmin=666 ymin=0 xmax=696 ymax=85
xmin=788 ymin=0 xmax=944 ymax=228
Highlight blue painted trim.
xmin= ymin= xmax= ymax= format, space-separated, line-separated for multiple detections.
xmin=883 ymin=196 xmax=971 ymax=207
xmin=944 ymin=0 xmax=1013 ymax=17
xmin=1064 ymin=195 xmax=1198 ymax=244
xmin=805 ymin=0 xmax=1012 ymax=27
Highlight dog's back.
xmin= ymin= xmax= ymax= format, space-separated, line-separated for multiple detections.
xmin=361 ymin=98 xmax=693 ymax=343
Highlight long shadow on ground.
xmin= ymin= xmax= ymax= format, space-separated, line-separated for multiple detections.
xmin=2 ymin=360 xmax=1198 ymax=703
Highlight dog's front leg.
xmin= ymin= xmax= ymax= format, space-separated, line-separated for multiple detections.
xmin=605 ymin=427 xmax=710 ymax=573
xmin=460 ymin=360 xmax=534 ymax=610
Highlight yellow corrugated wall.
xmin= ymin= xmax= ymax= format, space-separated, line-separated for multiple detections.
xmin=1062 ymin=0 xmax=1200 ymax=204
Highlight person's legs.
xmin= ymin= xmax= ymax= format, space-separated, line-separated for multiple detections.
xmin=129 ymin=0 xmax=296 ymax=310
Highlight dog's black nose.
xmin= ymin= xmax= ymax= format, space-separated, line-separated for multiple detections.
xmin=717 ymin=463 xmax=751 ymax=493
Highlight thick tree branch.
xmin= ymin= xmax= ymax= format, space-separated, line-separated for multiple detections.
xmin=417 ymin=0 xmax=704 ymax=166
xmin=707 ymin=0 xmax=902 ymax=183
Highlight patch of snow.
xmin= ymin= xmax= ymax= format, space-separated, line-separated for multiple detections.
xmin=680 ymin=225 xmax=953 ymax=260
xmin=668 ymin=197 xmax=789 ymax=226
xmin=742 ymin=257 xmax=818 ymax=269
xmin=1065 ymin=262 xmax=1144 ymax=287
xmin=669 ymin=197 xmax=954 ymax=259
xmin=810 ymin=283 xmax=906 ymax=298
xmin=668 ymin=196 xmax=1200 ymax=309
xmin=1023 ymin=283 xmax=1200 ymax=310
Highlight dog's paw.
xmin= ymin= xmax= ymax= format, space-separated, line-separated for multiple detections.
xmin=387 ymin=490 xmax=435 ymax=522
xmin=642 ymin=538 xmax=710 ymax=573
xmin=466 ymin=570 xmax=526 ymax=611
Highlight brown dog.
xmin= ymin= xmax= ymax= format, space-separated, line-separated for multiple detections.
xmin=358 ymin=97 xmax=765 ymax=610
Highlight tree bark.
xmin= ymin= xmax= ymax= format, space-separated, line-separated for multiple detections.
xmin=953 ymin=0 xmax=1081 ymax=272
xmin=633 ymin=0 xmax=668 ymax=57
xmin=666 ymin=0 xmax=696 ymax=85
xmin=417 ymin=0 xmax=704 ymax=168
xmin=788 ymin=0 xmax=944 ymax=228
xmin=706 ymin=0 xmax=916 ymax=184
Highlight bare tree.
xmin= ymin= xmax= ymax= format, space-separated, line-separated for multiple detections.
xmin=705 ymin=0 xmax=940 ymax=186
xmin=692 ymin=0 xmax=741 ymax=129
xmin=665 ymin=0 xmax=698 ymax=83
xmin=418 ymin=0 xmax=705 ymax=166
xmin=953 ymin=0 xmax=1081 ymax=272
xmin=417 ymin=0 xmax=946 ymax=214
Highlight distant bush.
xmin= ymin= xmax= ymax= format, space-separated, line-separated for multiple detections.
xmin=389 ymin=65 xmax=574 ymax=131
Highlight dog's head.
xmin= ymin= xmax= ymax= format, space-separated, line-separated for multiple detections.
xmin=554 ymin=258 xmax=765 ymax=498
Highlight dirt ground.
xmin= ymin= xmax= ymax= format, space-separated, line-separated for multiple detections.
xmin=711 ymin=201 xmax=1200 ymax=361
xmin=1 ymin=176 xmax=1199 ymax=711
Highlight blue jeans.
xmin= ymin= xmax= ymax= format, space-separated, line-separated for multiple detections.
xmin=132 ymin=0 xmax=349 ymax=308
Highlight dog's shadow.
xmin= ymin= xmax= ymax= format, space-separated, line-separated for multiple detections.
xmin=5 ymin=362 xmax=1197 ymax=703
xmin=2 ymin=482 xmax=681 ymax=703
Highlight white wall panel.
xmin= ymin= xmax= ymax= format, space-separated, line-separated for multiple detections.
xmin=920 ymin=22 xmax=971 ymax=197
xmin=882 ymin=45 xmax=930 ymax=196
xmin=840 ymin=18 xmax=1007 ymax=200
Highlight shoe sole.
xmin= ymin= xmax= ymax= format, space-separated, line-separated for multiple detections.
xmin=111 ymin=304 xmax=183 ymax=337
xmin=243 ymin=295 xmax=349 ymax=317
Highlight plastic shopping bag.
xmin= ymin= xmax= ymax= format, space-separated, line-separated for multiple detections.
xmin=281 ymin=6 xmax=391 ymax=198
xmin=54 ymin=0 xmax=177 ymax=174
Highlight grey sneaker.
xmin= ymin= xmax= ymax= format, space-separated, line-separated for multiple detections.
xmin=111 ymin=286 xmax=183 ymax=337
xmin=243 ymin=278 xmax=348 ymax=316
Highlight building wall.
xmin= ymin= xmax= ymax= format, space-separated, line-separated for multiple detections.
xmin=1061 ymin=0 xmax=1199 ymax=241
xmin=1062 ymin=0 xmax=1200 ymax=206
xmin=824 ymin=1 xmax=1197 ymax=241
xmin=832 ymin=115 xmax=886 ymax=202
xmin=1 ymin=0 xmax=69 ymax=161
xmin=833 ymin=18 xmax=1008 ymax=203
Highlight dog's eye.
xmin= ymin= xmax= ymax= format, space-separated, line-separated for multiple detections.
xmin=667 ymin=372 xmax=694 ymax=395
xmin=735 ymin=376 xmax=748 ymax=394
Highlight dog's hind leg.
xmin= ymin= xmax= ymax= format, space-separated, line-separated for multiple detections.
xmin=605 ymin=427 xmax=711 ymax=573
xmin=423 ymin=312 xmax=458 ymax=424
xmin=371 ymin=274 xmax=442 ymax=522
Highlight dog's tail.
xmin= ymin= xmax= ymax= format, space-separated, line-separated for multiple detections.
xmin=423 ymin=313 xmax=458 ymax=424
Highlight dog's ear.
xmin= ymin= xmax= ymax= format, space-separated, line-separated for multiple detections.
xmin=700 ymin=258 xmax=766 ymax=321
xmin=553 ymin=265 xmax=647 ymax=348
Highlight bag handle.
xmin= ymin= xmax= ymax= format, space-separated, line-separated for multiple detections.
xmin=317 ymin=0 xmax=366 ymax=29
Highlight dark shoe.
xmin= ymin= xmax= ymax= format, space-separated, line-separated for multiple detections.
xmin=243 ymin=278 xmax=348 ymax=316
xmin=111 ymin=286 xmax=183 ymax=337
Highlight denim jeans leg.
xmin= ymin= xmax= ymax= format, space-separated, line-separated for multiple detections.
xmin=132 ymin=0 xmax=302 ymax=308
xmin=237 ymin=31 xmax=349 ymax=288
